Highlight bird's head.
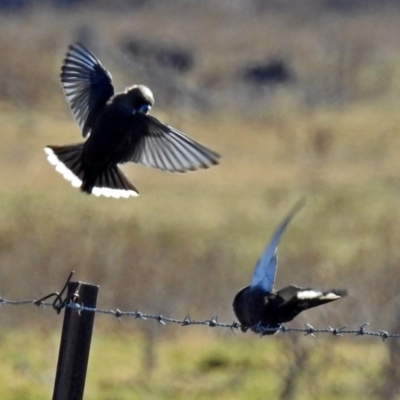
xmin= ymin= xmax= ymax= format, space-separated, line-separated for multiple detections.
xmin=125 ymin=85 xmax=154 ymax=115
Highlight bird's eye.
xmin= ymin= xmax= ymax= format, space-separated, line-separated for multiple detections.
xmin=140 ymin=104 xmax=151 ymax=114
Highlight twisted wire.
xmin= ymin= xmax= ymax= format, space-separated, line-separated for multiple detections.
xmin=1 ymin=296 xmax=398 ymax=341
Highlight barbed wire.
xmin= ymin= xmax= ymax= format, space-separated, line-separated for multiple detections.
xmin=2 ymin=273 xmax=398 ymax=341
xmin=1 ymin=296 xmax=399 ymax=341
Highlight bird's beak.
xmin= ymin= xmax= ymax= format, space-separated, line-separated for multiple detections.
xmin=140 ymin=103 xmax=151 ymax=114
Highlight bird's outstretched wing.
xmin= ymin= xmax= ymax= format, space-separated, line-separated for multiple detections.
xmin=127 ymin=114 xmax=220 ymax=172
xmin=250 ymin=199 xmax=305 ymax=292
xmin=61 ymin=43 xmax=114 ymax=137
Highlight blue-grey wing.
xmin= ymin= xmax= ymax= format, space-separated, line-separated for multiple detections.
xmin=251 ymin=199 xmax=305 ymax=292
xmin=61 ymin=43 xmax=114 ymax=138
xmin=127 ymin=114 xmax=220 ymax=172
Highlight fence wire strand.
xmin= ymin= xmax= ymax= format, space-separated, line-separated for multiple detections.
xmin=1 ymin=296 xmax=400 ymax=341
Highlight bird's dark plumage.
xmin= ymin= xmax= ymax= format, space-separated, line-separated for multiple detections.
xmin=45 ymin=43 xmax=220 ymax=198
xmin=232 ymin=201 xmax=347 ymax=335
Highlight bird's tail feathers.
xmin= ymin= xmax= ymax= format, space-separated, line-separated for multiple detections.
xmin=322 ymin=288 xmax=348 ymax=298
xmin=44 ymin=144 xmax=85 ymax=188
xmin=89 ymin=165 xmax=139 ymax=198
xmin=296 ymin=288 xmax=347 ymax=302
xmin=44 ymin=144 xmax=139 ymax=198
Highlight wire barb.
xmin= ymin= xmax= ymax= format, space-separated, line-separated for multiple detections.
xmin=379 ymin=330 xmax=389 ymax=342
xmin=356 ymin=323 xmax=370 ymax=336
xmin=181 ymin=315 xmax=191 ymax=326
xmin=113 ymin=309 xmax=123 ymax=320
xmin=304 ymin=323 xmax=316 ymax=338
xmin=208 ymin=316 xmax=218 ymax=327
xmin=134 ymin=310 xmax=146 ymax=320
xmin=329 ymin=325 xmax=347 ymax=337
xmin=231 ymin=321 xmax=240 ymax=333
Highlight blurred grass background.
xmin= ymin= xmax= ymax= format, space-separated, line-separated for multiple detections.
xmin=1 ymin=0 xmax=400 ymax=399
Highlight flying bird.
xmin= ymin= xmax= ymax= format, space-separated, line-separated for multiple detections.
xmin=232 ymin=201 xmax=347 ymax=335
xmin=45 ymin=43 xmax=220 ymax=198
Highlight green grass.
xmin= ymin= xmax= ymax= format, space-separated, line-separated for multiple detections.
xmin=0 ymin=329 xmax=388 ymax=399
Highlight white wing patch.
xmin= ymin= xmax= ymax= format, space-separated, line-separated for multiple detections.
xmin=297 ymin=290 xmax=340 ymax=300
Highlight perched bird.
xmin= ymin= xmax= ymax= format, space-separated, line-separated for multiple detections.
xmin=45 ymin=43 xmax=220 ymax=198
xmin=233 ymin=201 xmax=347 ymax=335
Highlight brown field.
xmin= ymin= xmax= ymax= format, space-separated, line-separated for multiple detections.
xmin=1 ymin=1 xmax=400 ymax=399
